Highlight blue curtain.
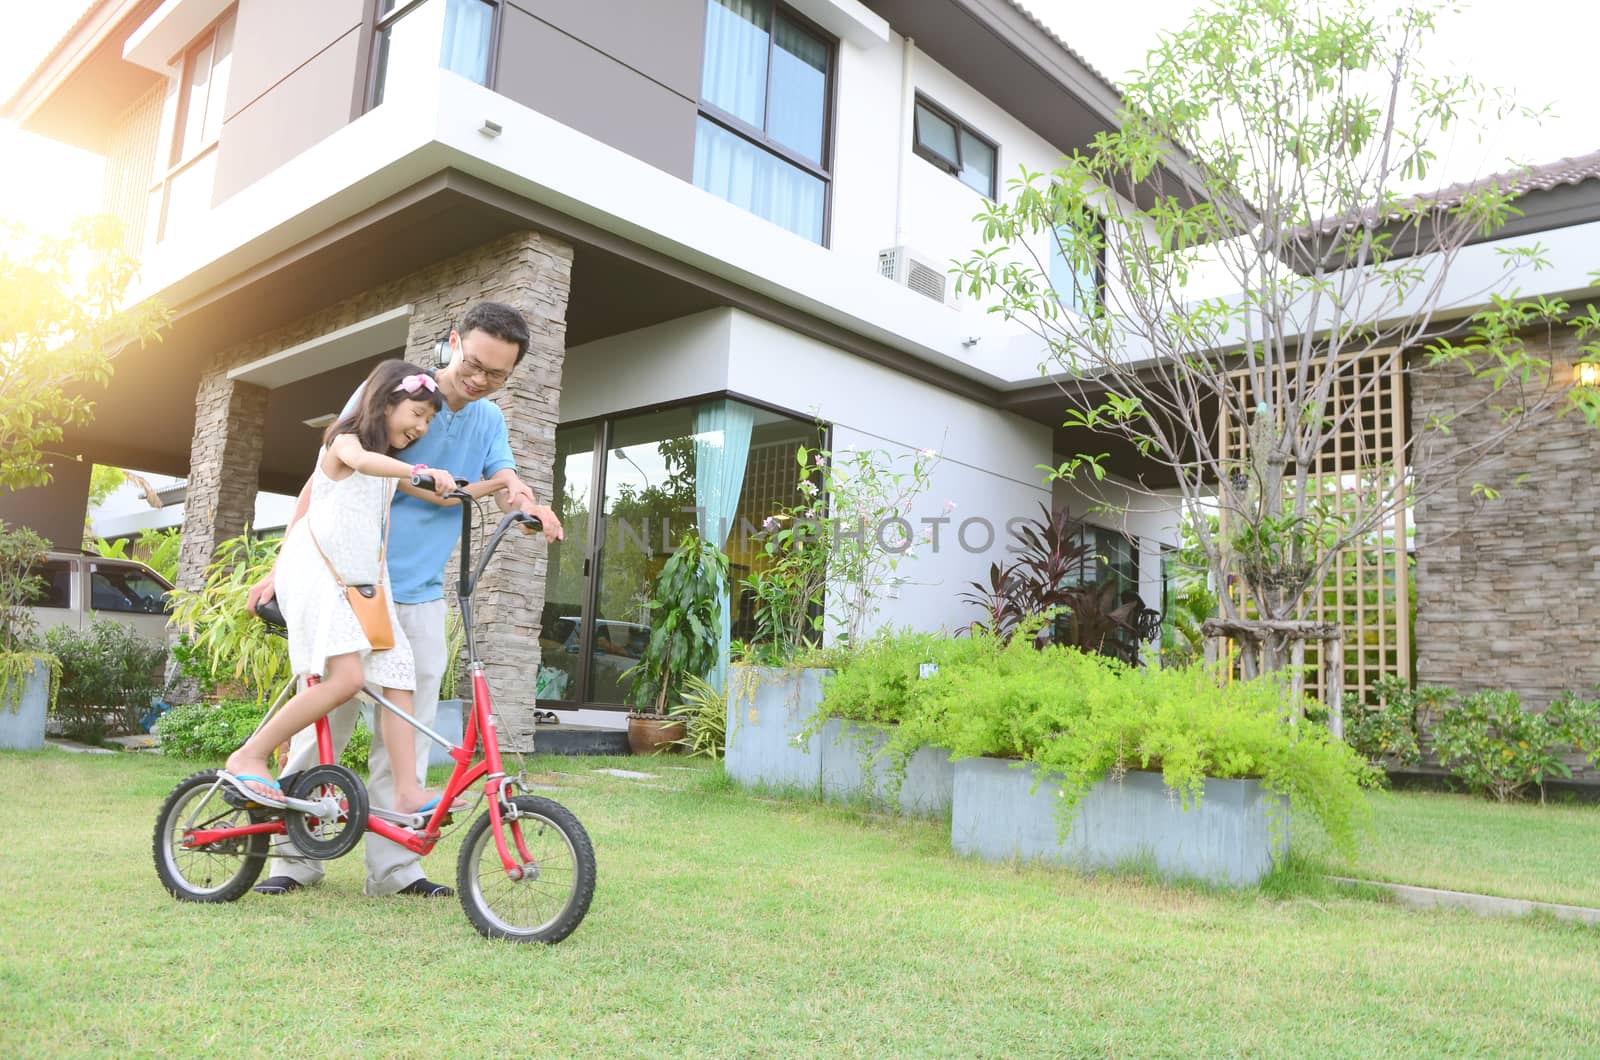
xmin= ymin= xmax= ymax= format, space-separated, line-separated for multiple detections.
xmin=694 ymin=399 xmax=755 ymax=692
xmin=440 ymin=0 xmax=494 ymax=86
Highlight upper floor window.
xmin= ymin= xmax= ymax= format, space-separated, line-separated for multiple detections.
xmin=693 ymin=0 xmax=834 ymax=245
xmin=1050 ymin=214 xmax=1104 ymax=316
xmin=158 ymin=8 xmax=236 ymax=242
xmin=912 ymin=94 xmax=996 ymax=200
xmin=372 ymin=0 xmax=497 ymax=107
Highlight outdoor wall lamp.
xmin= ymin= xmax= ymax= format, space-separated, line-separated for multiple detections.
xmin=1575 ymin=361 xmax=1600 ymax=388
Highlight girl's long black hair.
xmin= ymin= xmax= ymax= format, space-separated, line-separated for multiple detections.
xmin=323 ymin=360 xmax=443 ymax=455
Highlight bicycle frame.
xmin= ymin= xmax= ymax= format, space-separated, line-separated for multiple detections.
xmin=185 ymin=491 xmax=544 ymax=878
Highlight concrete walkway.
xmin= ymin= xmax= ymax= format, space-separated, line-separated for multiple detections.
xmin=1328 ymin=876 xmax=1600 ymax=925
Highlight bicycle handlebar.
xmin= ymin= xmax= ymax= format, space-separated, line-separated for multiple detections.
xmin=410 ymin=472 xmax=471 ymax=498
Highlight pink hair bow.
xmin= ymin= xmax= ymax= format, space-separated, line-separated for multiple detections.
xmin=395 ymin=373 xmax=439 ymax=394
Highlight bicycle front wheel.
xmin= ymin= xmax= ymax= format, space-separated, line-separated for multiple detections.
xmin=153 ymin=770 xmax=269 ymax=902
xmin=457 ymin=795 xmax=595 ymax=943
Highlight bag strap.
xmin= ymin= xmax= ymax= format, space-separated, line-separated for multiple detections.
xmin=306 ymin=481 xmax=395 ymax=589
xmin=304 ymin=522 xmax=348 ymax=590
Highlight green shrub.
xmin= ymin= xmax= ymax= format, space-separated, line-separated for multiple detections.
xmin=814 ymin=628 xmax=1001 ymax=726
xmin=819 ymin=629 xmax=1379 ymax=857
xmin=1432 ymin=689 xmax=1600 ymax=802
xmin=157 ymin=697 xmax=371 ymax=773
xmin=1341 ymin=676 xmax=1451 ymax=768
xmin=44 ymin=620 xmax=167 ymax=740
xmin=167 ymin=531 xmax=288 ymax=703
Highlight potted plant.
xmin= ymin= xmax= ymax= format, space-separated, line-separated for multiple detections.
xmin=622 ymin=530 xmax=728 ymax=755
xmin=0 ymin=521 xmax=59 ymax=751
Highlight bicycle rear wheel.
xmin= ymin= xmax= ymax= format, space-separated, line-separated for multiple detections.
xmin=457 ymin=795 xmax=595 ymax=943
xmin=153 ymin=771 xmax=270 ymax=902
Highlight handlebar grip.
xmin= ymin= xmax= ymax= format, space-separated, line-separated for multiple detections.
xmin=514 ymin=513 xmax=544 ymax=531
xmin=411 ymin=474 xmax=472 ymax=494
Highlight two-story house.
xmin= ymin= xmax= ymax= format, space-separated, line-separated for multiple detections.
xmin=4 ymin=0 xmax=1183 ymax=741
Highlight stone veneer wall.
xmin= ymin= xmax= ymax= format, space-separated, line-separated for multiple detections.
xmin=1412 ymin=329 xmax=1600 ymax=723
xmin=176 ymin=229 xmax=573 ymax=748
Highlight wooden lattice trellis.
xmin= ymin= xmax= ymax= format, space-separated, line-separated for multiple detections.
xmin=1219 ymin=349 xmax=1410 ymax=705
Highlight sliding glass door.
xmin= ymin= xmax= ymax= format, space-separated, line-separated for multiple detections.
xmin=540 ymin=396 xmax=817 ymax=708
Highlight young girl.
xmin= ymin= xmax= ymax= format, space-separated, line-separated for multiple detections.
xmin=225 ymin=360 xmax=458 ymax=815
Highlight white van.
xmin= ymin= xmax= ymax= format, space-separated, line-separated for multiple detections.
xmin=28 ymin=551 xmax=175 ymax=644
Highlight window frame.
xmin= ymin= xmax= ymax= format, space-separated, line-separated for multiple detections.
xmin=544 ymin=389 xmax=828 ymax=710
xmin=911 ymin=92 xmax=999 ymax=200
xmin=154 ymin=6 xmax=237 ymax=242
xmin=694 ymin=0 xmax=839 ymax=246
xmin=365 ymin=0 xmax=503 ymax=112
xmin=1049 ymin=207 xmax=1107 ymax=316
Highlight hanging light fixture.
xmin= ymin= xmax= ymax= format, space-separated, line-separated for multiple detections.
xmin=1575 ymin=361 xmax=1600 ymax=388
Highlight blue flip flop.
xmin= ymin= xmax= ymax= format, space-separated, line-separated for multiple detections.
xmin=221 ymin=772 xmax=288 ymax=810
xmin=415 ymin=795 xmax=470 ymax=815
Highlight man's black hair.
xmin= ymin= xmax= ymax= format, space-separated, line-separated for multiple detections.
xmin=460 ymin=301 xmax=532 ymax=364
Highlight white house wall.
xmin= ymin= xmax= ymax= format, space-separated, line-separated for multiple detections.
xmin=562 ymin=309 xmax=1054 ymax=637
xmin=723 ymin=311 xmax=1054 ymax=637
xmin=560 ymin=309 xmax=734 ymax=422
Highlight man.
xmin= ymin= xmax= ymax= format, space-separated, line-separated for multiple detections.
xmin=246 ymin=300 xmax=563 ymax=898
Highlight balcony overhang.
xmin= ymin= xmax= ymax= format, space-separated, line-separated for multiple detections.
xmin=123 ymin=0 xmax=234 ymax=72
xmin=3 ymin=0 xmax=164 ymax=151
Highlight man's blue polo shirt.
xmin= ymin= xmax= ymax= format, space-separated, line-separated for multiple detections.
xmin=339 ymin=387 xmax=516 ymax=603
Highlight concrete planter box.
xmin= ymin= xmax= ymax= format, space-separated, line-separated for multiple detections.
xmin=724 ymin=666 xmax=830 ymax=792
xmin=819 ymin=718 xmax=953 ymax=818
xmin=428 ymin=699 xmax=465 ymax=769
xmin=0 ymin=658 xmax=52 ymax=752
xmin=951 ymin=758 xmax=1289 ymax=887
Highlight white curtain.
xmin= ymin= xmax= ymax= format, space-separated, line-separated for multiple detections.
xmin=701 ymin=0 xmax=769 ymax=126
xmin=694 ymin=119 xmax=825 ymax=243
xmin=440 ymin=0 xmax=493 ymax=86
xmin=694 ymin=399 xmax=755 ymax=692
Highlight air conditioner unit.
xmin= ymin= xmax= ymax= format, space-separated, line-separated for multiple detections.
xmin=877 ymin=246 xmax=952 ymax=306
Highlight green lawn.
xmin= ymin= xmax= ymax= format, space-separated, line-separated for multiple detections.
xmin=1291 ymin=787 xmax=1600 ymax=909
xmin=2 ymin=750 xmax=1598 ymax=1056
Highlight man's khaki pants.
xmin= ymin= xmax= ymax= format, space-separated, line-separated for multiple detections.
xmin=267 ymin=598 xmax=447 ymax=895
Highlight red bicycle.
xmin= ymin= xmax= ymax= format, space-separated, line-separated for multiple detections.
xmin=153 ymin=477 xmax=596 ymax=943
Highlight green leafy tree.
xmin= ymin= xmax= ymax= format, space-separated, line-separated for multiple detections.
xmin=0 ymin=218 xmax=167 ymax=492
xmin=959 ymin=0 xmax=1600 ymax=677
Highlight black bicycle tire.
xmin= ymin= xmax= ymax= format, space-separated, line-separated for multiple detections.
xmin=456 ymin=795 xmax=596 ymax=944
xmin=153 ymin=770 xmax=269 ymax=903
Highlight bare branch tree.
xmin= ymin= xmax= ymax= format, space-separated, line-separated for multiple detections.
xmin=959 ymin=0 xmax=1600 ymax=678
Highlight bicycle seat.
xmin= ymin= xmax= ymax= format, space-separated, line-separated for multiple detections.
xmin=254 ymin=596 xmax=288 ymax=635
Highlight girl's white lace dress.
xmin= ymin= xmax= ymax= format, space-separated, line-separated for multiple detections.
xmin=274 ymin=452 xmax=414 ymax=690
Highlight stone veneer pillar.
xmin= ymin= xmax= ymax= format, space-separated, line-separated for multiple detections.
xmin=402 ymin=231 xmax=573 ymax=751
xmin=175 ymin=367 xmax=269 ymax=592
xmin=1412 ymin=331 xmax=1600 ymax=756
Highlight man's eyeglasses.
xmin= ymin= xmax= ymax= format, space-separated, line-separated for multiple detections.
xmin=460 ymin=354 xmax=511 ymax=385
